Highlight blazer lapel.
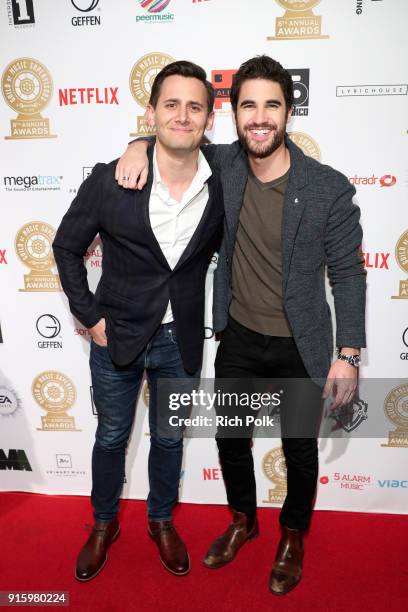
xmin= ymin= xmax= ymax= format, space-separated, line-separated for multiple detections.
xmin=223 ymin=147 xmax=248 ymax=257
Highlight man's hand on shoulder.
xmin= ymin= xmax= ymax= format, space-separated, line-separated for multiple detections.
xmin=89 ymin=318 xmax=108 ymax=347
xmin=115 ymin=140 xmax=149 ymax=190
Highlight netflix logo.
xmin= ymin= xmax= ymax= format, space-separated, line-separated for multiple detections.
xmin=362 ymin=252 xmax=390 ymax=270
xmin=203 ymin=467 xmax=222 ymax=480
xmin=58 ymin=87 xmax=119 ymax=106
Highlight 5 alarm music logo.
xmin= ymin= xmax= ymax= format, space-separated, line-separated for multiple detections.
xmin=2 ymin=57 xmax=56 ymax=140
xmin=267 ymin=0 xmax=329 ymax=42
xmin=129 ymin=52 xmax=174 ymax=136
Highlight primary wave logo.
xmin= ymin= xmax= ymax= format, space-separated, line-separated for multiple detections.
xmin=139 ymin=0 xmax=171 ymax=13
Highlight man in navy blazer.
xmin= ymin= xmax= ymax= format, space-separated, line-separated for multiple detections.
xmin=53 ymin=61 xmax=223 ymax=581
xmin=117 ymin=55 xmax=366 ymax=595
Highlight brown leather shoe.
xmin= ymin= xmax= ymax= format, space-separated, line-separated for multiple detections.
xmin=148 ymin=520 xmax=190 ymax=576
xmin=203 ymin=511 xmax=259 ymax=569
xmin=269 ymin=527 xmax=304 ymax=595
xmin=75 ymin=517 xmax=120 ymax=582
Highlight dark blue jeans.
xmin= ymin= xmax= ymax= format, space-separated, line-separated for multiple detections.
xmin=90 ymin=322 xmax=199 ymax=522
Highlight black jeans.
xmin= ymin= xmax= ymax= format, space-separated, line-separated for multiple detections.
xmin=215 ymin=316 xmax=323 ymax=531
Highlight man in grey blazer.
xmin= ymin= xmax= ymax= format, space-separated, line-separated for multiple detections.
xmin=116 ymin=55 xmax=366 ymax=595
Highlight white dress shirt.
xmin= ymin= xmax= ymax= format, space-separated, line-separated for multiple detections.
xmin=149 ymin=146 xmax=212 ymax=324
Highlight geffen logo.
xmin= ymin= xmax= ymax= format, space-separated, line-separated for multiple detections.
xmin=349 ymin=174 xmax=397 ymax=187
xmin=267 ymin=0 xmax=329 ymax=41
xmin=15 ymin=221 xmax=62 ymax=292
xmin=401 ymin=328 xmax=408 ymax=361
xmin=211 ymin=70 xmax=237 ymax=113
xmin=0 ymin=384 xmax=22 ymax=417
xmin=2 ymin=57 xmax=56 ymax=139
xmin=3 ymin=174 xmax=63 ymax=192
xmin=8 ymin=0 xmax=35 ymax=26
xmin=58 ymin=87 xmax=119 ymax=106
xmin=36 ymin=314 xmax=62 ymax=349
xmin=71 ymin=0 xmax=101 ymax=26
xmin=129 ymin=53 xmax=174 ymax=136
xmin=391 ymin=229 xmax=408 ymax=299
xmin=0 ymin=449 xmax=32 ymax=471
xmin=337 ymin=84 xmax=407 ymax=97
xmin=136 ymin=0 xmax=174 ymax=24
xmin=288 ymin=69 xmax=309 ymax=116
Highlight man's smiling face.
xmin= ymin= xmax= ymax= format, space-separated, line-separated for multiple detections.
xmin=235 ymin=78 xmax=291 ymax=159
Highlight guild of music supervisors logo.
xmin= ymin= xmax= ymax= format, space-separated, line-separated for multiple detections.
xmin=32 ymin=371 xmax=80 ymax=431
xmin=15 ymin=222 xmax=62 ymax=292
xmin=288 ymin=131 xmax=321 ymax=161
xmin=129 ymin=52 xmax=174 ymax=136
xmin=381 ymin=384 xmax=408 ymax=448
xmin=2 ymin=57 xmax=56 ymax=140
xmin=267 ymin=0 xmax=329 ymax=41
xmin=391 ymin=230 xmax=408 ymax=300
xmin=262 ymin=447 xmax=287 ymax=504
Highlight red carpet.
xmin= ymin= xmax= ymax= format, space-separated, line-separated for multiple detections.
xmin=0 ymin=493 xmax=406 ymax=611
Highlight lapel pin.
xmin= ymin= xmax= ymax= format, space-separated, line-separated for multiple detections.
xmin=294 ymin=197 xmax=299 ymax=203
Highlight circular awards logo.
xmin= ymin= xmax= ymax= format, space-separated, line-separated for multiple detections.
xmin=262 ymin=447 xmax=287 ymax=504
xmin=32 ymin=371 xmax=80 ymax=431
xmin=288 ymin=131 xmax=321 ymax=161
xmin=276 ymin=0 xmax=321 ymax=10
xmin=2 ymin=57 xmax=56 ymax=139
xmin=129 ymin=52 xmax=174 ymax=136
xmin=15 ymin=222 xmax=61 ymax=292
xmin=381 ymin=384 xmax=408 ymax=448
xmin=395 ymin=230 xmax=408 ymax=275
xmin=139 ymin=0 xmax=171 ymax=13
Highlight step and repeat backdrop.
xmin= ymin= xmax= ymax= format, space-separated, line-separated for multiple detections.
xmin=1 ymin=0 xmax=407 ymax=514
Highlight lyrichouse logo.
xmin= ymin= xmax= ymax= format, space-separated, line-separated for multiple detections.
xmin=2 ymin=57 xmax=56 ymax=139
xmin=15 ymin=221 xmax=62 ymax=292
xmin=32 ymin=371 xmax=81 ymax=431
xmin=0 ymin=449 xmax=32 ymax=471
xmin=267 ymin=0 xmax=329 ymax=41
xmin=71 ymin=0 xmax=101 ymax=27
xmin=129 ymin=53 xmax=174 ymax=136
xmin=136 ymin=0 xmax=175 ymax=24
xmin=336 ymin=84 xmax=407 ymax=97
xmin=8 ymin=0 xmax=35 ymax=27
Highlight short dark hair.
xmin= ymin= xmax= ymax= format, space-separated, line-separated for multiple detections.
xmin=230 ymin=55 xmax=294 ymax=114
xmin=149 ymin=60 xmax=215 ymax=115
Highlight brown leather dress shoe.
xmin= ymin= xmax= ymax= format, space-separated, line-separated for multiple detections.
xmin=203 ymin=511 xmax=259 ymax=569
xmin=148 ymin=520 xmax=190 ymax=576
xmin=75 ymin=517 xmax=120 ymax=582
xmin=269 ymin=527 xmax=304 ymax=595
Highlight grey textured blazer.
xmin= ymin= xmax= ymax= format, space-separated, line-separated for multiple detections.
xmin=211 ymin=136 xmax=366 ymax=380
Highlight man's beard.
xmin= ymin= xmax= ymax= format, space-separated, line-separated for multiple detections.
xmin=237 ymin=123 xmax=286 ymax=159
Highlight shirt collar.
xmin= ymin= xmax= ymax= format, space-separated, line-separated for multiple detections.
xmin=152 ymin=145 xmax=212 ymax=194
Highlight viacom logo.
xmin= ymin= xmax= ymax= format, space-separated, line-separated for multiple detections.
xmin=378 ymin=479 xmax=408 ymax=489
xmin=267 ymin=0 xmax=329 ymax=42
xmin=2 ymin=57 xmax=56 ymax=139
xmin=0 ymin=449 xmax=32 ymax=471
xmin=136 ymin=0 xmax=175 ymax=24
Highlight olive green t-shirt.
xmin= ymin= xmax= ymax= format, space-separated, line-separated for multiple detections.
xmin=229 ymin=169 xmax=292 ymax=337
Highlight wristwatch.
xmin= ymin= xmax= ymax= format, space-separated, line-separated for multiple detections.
xmin=336 ymin=349 xmax=361 ymax=368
